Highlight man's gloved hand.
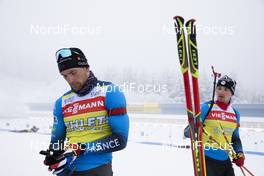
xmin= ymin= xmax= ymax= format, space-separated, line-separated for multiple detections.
xmin=40 ymin=149 xmax=76 ymax=175
xmin=232 ymin=152 xmax=245 ymax=167
xmin=40 ymin=144 xmax=86 ymax=175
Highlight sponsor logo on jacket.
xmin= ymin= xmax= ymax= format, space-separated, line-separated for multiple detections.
xmin=209 ymin=111 xmax=237 ymax=122
xmin=62 ymin=96 xmax=106 ymax=117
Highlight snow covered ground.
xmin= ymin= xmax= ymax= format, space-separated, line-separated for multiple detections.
xmin=0 ymin=114 xmax=263 ymax=175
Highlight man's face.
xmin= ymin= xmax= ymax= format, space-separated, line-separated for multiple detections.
xmin=60 ymin=67 xmax=89 ymax=91
xmin=216 ymin=86 xmax=232 ymax=104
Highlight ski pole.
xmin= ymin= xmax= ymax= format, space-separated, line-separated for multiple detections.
xmin=217 ymin=122 xmax=255 ymax=176
xmin=204 ymin=66 xmax=221 ymax=119
xmin=218 ymin=122 xmax=237 ymax=157
xmin=242 ymin=166 xmax=255 ymax=176
xmin=240 ymin=166 xmax=246 ymax=176
xmin=204 ymin=122 xmax=256 ymax=176
xmin=203 ymin=128 xmax=255 ymax=176
xmin=210 ymin=66 xmax=221 ymax=103
xmin=202 ymin=128 xmax=231 ymax=154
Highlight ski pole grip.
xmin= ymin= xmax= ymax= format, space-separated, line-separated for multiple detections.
xmin=211 ymin=66 xmax=221 ymax=78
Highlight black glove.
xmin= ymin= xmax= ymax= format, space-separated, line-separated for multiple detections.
xmin=40 ymin=149 xmax=76 ymax=175
xmin=40 ymin=143 xmax=86 ymax=175
xmin=41 ymin=149 xmax=64 ymax=166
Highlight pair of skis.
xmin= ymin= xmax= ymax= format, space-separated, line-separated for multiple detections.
xmin=173 ymin=16 xmax=206 ymax=176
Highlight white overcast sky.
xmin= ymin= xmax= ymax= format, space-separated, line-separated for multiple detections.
xmin=0 ymin=0 xmax=264 ymax=105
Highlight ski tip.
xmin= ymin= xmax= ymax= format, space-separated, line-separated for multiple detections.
xmin=173 ymin=16 xmax=184 ymax=21
xmin=185 ymin=19 xmax=196 ymax=26
xmin=173 ymin=16 xmax=185 ymax=28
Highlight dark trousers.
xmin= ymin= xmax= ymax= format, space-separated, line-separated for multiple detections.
xmin=61 ymin=162 xmax=113 ymax=176
xmin=206 ymin=156 xmax=235 ymax=176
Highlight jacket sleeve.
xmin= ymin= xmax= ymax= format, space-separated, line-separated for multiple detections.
xmin=84 ymin=84 xmax=129 ymax=153
xmin=183 ymin=102 xmax=210 ymax=138
xmin=231 ymin=110 xmax=243 ymax=153
xmin=49 ymin=98 xmax=66 ymax=150
xmin=200 ymin=102 xmax=211 ymax=123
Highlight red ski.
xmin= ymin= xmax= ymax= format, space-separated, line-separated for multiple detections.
xmin=173 ymin=16 xmax=206 ymax=176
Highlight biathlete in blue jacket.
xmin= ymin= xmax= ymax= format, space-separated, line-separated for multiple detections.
xmin=185 ymin=75 xmax=245 ymax=176
xmin=40 ymin=48 xmax=129 ymax=176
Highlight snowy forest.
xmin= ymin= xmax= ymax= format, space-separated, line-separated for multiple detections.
xmin=100 ymin=68 xmax=264 ymax=104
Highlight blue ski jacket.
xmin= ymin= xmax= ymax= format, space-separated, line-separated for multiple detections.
xmin=50 ymin=81 xmax=129 ymax=171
